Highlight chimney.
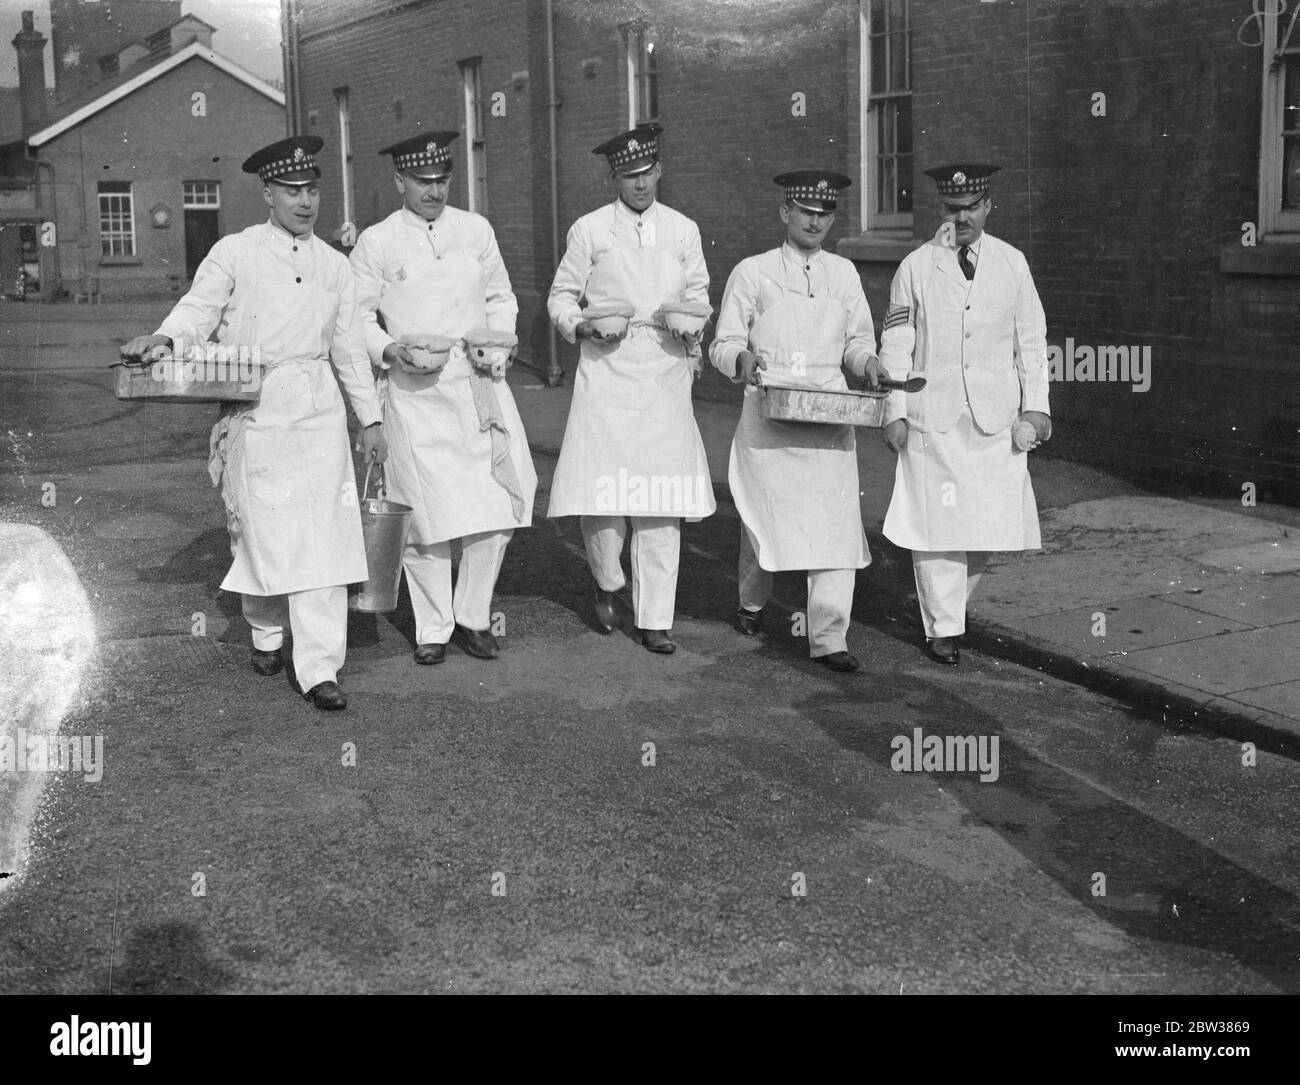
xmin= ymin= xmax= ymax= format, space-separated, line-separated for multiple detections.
xmin=13 ymin=10 xmax=48 ymax=136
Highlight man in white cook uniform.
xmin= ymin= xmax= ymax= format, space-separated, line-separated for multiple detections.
xmin=710 ymin=170 xmax=886 ymax=671
xmin=880 ymin=164 xmax=1052 ymax=665
xmin=119 ymin=135 xmax=387 ymax=711
xmin=350 ymin=132 xmax=536 ymax=665
xmin=547 ymin=123 xmax=716 ymax=655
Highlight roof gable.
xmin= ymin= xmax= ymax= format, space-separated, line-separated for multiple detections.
xmin=27 ymin=42 xmax=284 ymax=148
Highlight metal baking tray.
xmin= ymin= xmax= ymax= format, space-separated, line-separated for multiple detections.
xmin=758 ymin=383 xmax=890 ymax=428
xmin=112 ymin=359 xmax=261 ymax=403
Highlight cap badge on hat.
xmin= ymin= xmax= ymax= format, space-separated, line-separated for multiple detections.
xmin=379 ymin=131 xmax=459 ymax=174
xmin=628 ymin=138 xmax=640 ymax=150
xmin=924 ymin=164 xmax=1000 ymax=196
xmin=241 ymin=135 xmax=324 ymax=184
xmin=772 ymin=169 xmax=853 ymax=210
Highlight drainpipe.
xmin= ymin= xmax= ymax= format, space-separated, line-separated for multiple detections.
xmin=281 ymin=0 xmax=302 ymax=136
xmin=545 ymin=0 xmax=563 ymax=386
xmin=34 ymin=158 xmax=58 ymax=302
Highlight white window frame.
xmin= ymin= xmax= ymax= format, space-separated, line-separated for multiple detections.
xmin=98 ymin=181 xmax=135 ymax=256
xmin=460 ymin=57 xmax=486 ymax=214
xmin=182 ymin=181 xmax=221 ymax=209
xmin=1259 ymin=1 xmax=1300 ymax=238
xmin=334 ymin=86 xmax=355 ymax=228
xmin=624 ymin=25 xmax=658 ymax=128
xmin=859 ymin=0 xmax=913 ymax=234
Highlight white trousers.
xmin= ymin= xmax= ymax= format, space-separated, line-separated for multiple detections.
xmin=404 ymin=530 xmax=513 ymax=645
xmin=738 ymin=526 xmax=856 ymax=657
xmin=581 ymin=515 xmax=680 ymax=630
xmin=242 ymin=585 xmax=347 ymax=692
xmin=912 ymin=550 xmax=989 ymax=638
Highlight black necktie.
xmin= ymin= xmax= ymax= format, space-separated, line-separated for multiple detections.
xmin=959 ymin=244 xmax=975 ymax=281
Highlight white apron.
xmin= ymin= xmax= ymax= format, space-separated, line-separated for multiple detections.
xmin=548 ymin=244 xmax=715 ymax=521
xmin=882 ymin=260 xmax=1040 ymax=553
xmin=214 ymin=275 xmax=367 ymax=596
xmin=882 ymin=407 xmax=1041 ymax=552
xmin=730 ymin=293 xmax=869 ymax=571
xmin=380 ymin=249 xmax=537 ymax=545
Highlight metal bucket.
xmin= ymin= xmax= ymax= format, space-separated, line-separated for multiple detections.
xmin=348 ymin=461 xmax=412 ymax=613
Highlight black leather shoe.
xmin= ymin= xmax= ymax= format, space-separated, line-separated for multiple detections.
xmin=814 ymin=651 xmax=860 ymax=672
xmin=304 ymin=680 xmax=347 ymax=710
xmin=735 ymin=607 xmax=763 ymax=637
xmin=250 ymin=647 xmax=283 ymax=676
xmin=457 ymin=626 xmax=500 ymax=659
xmin=638 ymin=628 xmax=677 ymax=654
xmin=926 ymin=637 xmax=960 ymax=665
xmin=413 ymin=643 xmax=447 ymax=665
xmin=593 ymin=588 xmax=618 ymax=634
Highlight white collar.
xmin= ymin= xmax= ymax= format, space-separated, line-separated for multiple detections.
xmin=782 ymin=241 xmax=823 ymax=265
xmin=614 ymin=198 xmax=657 ymax=222
xmin=266 ymin=216 xmax=313 ymax=243
xmin=401 ymin=205 xmax=449 ymax=227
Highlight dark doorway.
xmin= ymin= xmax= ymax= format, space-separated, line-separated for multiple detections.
xmin=184 ymin=209 xmax=220 ymax=278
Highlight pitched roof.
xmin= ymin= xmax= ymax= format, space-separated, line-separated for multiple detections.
xmin=27 ymin=41 xmax=284 ymax=148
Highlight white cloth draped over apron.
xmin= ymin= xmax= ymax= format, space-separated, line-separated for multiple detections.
xmin=730 ymin=291 xmax=870 ymax=571
xmin=201 ymin=248 xmax=367 ymax=597
xmin=379 ymin=248 xmax=537 ymax=545
xmin=548 ymin=239 xmax=715 ymax=521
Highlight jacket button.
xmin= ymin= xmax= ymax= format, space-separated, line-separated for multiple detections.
xmin=965 ymin=304 xmax=970 ymax=310
xmin=293 ymin=245 xmax=298 ymax=252
xmin=965 ymin=332 xmax=971 ymax=338
xmin=295 ymin=277 xmax=302 ymax=283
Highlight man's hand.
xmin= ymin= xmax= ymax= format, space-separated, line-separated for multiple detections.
xmin=382 ymin=342 xmax=420 ymax=374
xmin=576 ymin=320 xmax=625 ymax=344
xmin=883 ymin=418 xmax=908 ymax=453
xmin=360 ymin=423 xmax=387 ymax=465
xmin=119 ymin=334 xmax=172 ymax=364
xmin=735 ymin=349 xmax=767 ymax=386
xmin=860 ymin=356 xmax=888 ymax=390
xmin=1020 ymin=410 xmax=1052 ymax=443
xmin=843 ymin=355 xmax=889 ymax=391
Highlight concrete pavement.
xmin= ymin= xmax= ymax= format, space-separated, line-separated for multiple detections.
xmin=507 ymin=361 xmax=1300 ymax=750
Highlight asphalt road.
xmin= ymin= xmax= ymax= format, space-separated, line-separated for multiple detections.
xmin=2 ymin=308 xmax=1298 ymax=995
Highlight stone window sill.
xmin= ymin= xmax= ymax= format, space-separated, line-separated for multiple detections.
xmin=834 ymin=235 xmax=923 ymax=263
xmin=1219 ymin=241 xmax=1300 ymax=276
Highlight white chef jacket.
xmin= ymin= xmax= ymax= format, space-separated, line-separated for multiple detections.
xmin=157 ymin=219 xmax=380 ymax=426
xmin=710 ymin=242 xmax=877 ymax=377
xmin=878 ymin=230 xmax=1049 ymax=433
xmin=155 ymin=217 xmax=381 ymax=595
xmin=880 ymin=229 xmax=1048 ymax=552
xmin=352 ymin=206 xmax=518 ymax=357
xmin=548 ymin=199 xmax=709 ymax=335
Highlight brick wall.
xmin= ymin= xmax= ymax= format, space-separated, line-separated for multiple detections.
xmin=294 ymin=0 xmax=860 ymax=381
xmin=40 ymin=57 xmax=284 ymax=300
xmin=292 ymin=0 xmax=1300 ymax=502
xmin=906 ymin=0 xmax=1298 ymax=501
xmin=295 ymin=0 xmax=550 ymax=360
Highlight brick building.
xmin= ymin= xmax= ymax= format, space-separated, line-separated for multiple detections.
xmin=2 ymin=4 xmax=283 ymax=302
xmin=286 ymin=0 xmax=1299 ymax=502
